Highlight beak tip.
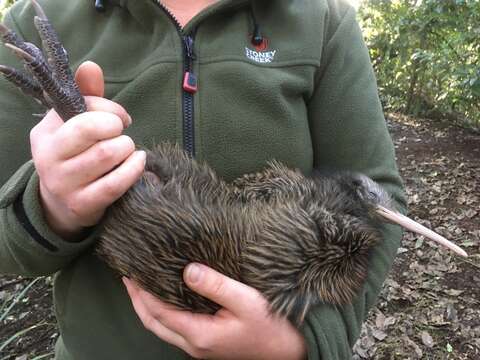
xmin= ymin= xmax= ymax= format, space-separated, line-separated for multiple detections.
xmin=375 ymin=206 xmax=468 ymax=259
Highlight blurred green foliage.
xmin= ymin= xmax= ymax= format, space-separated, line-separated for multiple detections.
xmin=359 ymin=0 xmax=480 ymax=129
xmin=0 ymin=0 xmax=15 ymax=19
xmin=1 ymin=0 xmax=479 ymax=129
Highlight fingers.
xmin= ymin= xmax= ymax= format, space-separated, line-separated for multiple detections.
xmin=59 ymin=135 xmax=136 ymax=189
xmin=140 ymin=288 xmax=216 ymax=340
xmin=31 ymin=100 xmax=131 ymax=160
xmin=73 ymin=150 xmax=146 ymax=216
xmin=33 ymin=123 xmax=143 ymax=235
xmin=84 ymin=96 xmax=132 ymax=128
xmin=123 ymin=278 xmax=192 ymax=351
xmin=184 ymin=263 xmax=267 ymax=317
xmin=51 ymin=98 xmax=131 ymax=159
xmin=75 ymin=60 xmax=105 ymax=97
xmin=52 ymin=111 xmax=126 ymax=159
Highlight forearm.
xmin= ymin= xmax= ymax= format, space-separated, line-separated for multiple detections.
xmin=0 ymin=162 xmax=99 ymax=276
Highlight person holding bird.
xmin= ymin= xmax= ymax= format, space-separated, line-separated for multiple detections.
xmin=0 ymin=0 xmax=409 ymax=359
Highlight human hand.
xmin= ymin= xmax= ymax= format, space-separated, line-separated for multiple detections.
xmin=123 ymin=263 xmax=307 ymax=360
xmin=31 ymin=61 xmax=146 ymax=239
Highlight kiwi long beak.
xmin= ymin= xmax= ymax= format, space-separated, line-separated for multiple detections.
xmin=375 ymin=205 xmax=468 ymax=258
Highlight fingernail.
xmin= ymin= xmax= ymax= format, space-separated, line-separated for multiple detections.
xmin=187 ymin=264 xmax=202 ymax=284
xmin=126 ymin=114 xmax=132 ymax=127
xmin=138 ymin=150 xmax=147 ymax=166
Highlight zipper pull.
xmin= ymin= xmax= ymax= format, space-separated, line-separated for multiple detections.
xmin=183 ymin=35 xmax=197 ymax=93
xmin=183 ymin=72 xmax=198 ymax=93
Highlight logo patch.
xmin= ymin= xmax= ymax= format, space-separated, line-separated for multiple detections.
xmin=245 ymin=47 xmax=277 ymax=63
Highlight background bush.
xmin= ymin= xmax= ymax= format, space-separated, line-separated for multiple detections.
xmin=358 ymin=0 xmax=480 ymax=129
xmin=0 ymin=0 xmax=15 ymax=19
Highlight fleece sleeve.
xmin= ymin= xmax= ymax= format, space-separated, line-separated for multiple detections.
xmin=302 ymin=3 xmax=407 ymax=359
xmin=0 ymin=5 xmax=98 ymax=277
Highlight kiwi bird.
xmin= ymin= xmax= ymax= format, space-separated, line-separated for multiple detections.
xmin=0 ymin=1 xmax=467 ymax=326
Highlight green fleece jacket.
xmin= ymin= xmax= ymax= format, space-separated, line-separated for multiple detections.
xmin=0 ymin=0 xmax=406 ymax=359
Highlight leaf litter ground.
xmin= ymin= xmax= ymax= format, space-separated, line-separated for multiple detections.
xmin=0 ymin=113 xmax=479 ymax=359
xmin=354 ymin=113 xmax=480 ymax=360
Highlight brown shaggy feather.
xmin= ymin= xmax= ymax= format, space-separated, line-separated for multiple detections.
xmin=96 ymin=143 xmax=393 ymax=326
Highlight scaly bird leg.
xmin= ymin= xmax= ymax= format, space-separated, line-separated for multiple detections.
xmin=0 ymin=0 xmax=86 ymax=120
xmin=0 ymin=63 xmax=49 ymax=107
xmin=0 ymin=23 xmax=49 ymax=107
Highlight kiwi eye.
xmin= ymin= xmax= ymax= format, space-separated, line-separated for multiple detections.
xmin=352 ymin=179 xmax=362 ymax=187
xmin=368 ymin=191 xmax=378 ymax=200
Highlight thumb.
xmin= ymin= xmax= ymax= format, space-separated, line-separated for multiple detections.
xmin=184 ymin=263 xmax=265 ymax=316
xmin=75 ymin=60 xmax=105 ymax=97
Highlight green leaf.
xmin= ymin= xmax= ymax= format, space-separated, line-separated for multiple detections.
xmin=471 ymin=78 xmax=480 ymax=97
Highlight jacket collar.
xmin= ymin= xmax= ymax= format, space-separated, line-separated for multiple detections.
xmin=107 ymin=0 xmax=251 ymax=10
xmin=102 ymin=0 xmax=253 ymax=34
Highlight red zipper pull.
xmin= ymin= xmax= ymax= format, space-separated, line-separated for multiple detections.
xmin=183 ymin=71 xmax=198 ymax=93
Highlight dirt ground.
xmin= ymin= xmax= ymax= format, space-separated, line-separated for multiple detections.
xmin=0 ymin=113 xmax=479 ymax=359
xmin=353 ymin=113 xmax=480 ymax=359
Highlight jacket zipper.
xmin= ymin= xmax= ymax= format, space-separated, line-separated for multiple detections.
xmin=152 ymin=1 xmax=197 ymax=157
